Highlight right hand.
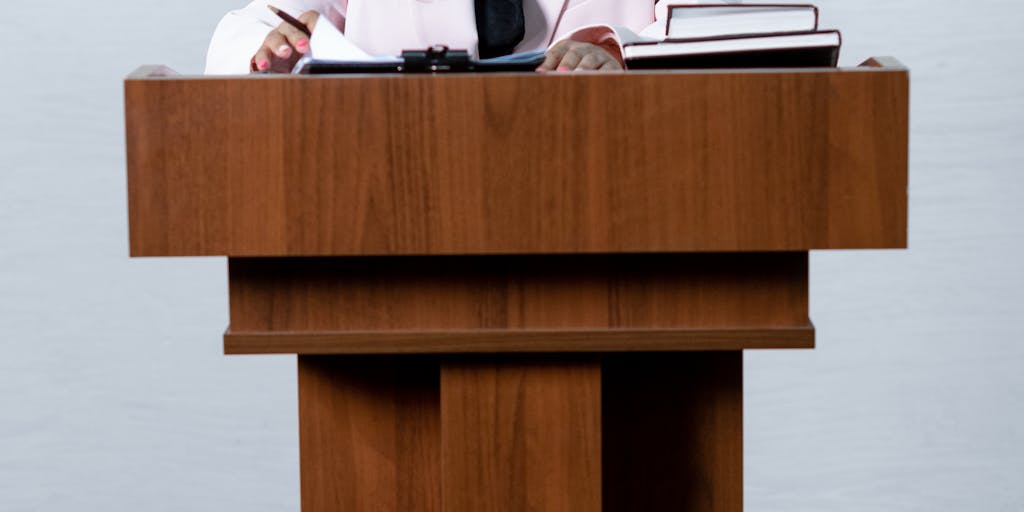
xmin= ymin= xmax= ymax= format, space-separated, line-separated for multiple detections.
xmin=251 ymin=10 xmax=320 ymax=73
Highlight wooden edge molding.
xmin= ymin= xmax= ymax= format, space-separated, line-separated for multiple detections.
xmin=859 ymin=56 xmax=906 ymax=69
xmin=125 ymin=60 xmax=905 ymax=81
xmin=224 ymin=325 xmax=815 ymax=355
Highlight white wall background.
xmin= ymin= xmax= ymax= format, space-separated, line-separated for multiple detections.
xmin=0 ymin=1 xmax=1021 ymax=510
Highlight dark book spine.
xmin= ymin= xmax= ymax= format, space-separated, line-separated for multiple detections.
xmin=625 ymin=46 xmax=839 ymax=70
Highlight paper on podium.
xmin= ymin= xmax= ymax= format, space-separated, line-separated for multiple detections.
xmin=294 ymin=17 xmax=550 ymax=74
xmin=293 ymin=19 xmax=401 ymax=73
xmin=308 ymin=20 xmax=401 ymax=63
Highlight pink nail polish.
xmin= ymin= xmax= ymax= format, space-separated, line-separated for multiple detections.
xmin=278 ymin=45 xmax=291 ymax=56
xmin=557 ymin=66 xmax=568 ymax=72
xmin=296 ymin=39 xmax=308 ymax=48
xmin=258 ymin=59 xmax=269 ymax=70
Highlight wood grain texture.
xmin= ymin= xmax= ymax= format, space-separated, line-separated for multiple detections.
xmin=603 ymin=352 xmax=743 ymax=512
xmin=226 ymin=251 xmax=806 ymax=338
xmin=226 ymin=253 xmax=809 ymax=354
xmin=297 ymin=354 xmax=746 ymax=511
xmin=440 ymin=357 xmax=602 ymax=512
xmin=225 ymin=326 xmax=813 ymax=354
xmin=298 ymin=356 xmax=440 ymax=512
xmin=126 ymin=64 xmax=908 ymax=257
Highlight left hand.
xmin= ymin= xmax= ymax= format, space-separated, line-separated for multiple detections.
xmin=536 ymin=40 xmax=623 ymax=72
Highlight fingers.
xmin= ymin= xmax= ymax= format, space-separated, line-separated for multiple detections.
xmin=279 ymin=11 xmax=319 ymax=55
xmin=576 ymin=53 xmax=603 ymax=70
xmin=537 ymin=41 xmax=571 ymax=71
xmin=252 ymin=11 xmax=321 ymax=73
xmin=252 ymin=34 xmax=294 ymax=73
xmin=251 ymin=31 xmax=295 ymax=73
xmin=537 ymin=41 xmax=621 ymax=73
xmin=297 ymin=10 xmax=320 ymax=30
xmin=252 ymin=45 xmax=272 ymax=72
xmin=556 ymin=49 xmax=584 ymax=71
xmin=265 ymin=30 xmax=293 ymax=60
xmin=277 ymin=22 xmax=311 ymax=55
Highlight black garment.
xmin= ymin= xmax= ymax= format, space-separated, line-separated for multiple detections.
xmin=475 ymin=0 xmax=526 ymax=59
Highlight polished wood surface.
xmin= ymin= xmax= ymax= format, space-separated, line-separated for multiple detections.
xmin=441 ymin=357 xmax=602 ymax=511
xmin=298 ymin=356 xmax=441 ymax=512
xmin=603 ymin=352 xmax=743 ymax=512
xmin=225 ymin=253 xmax=810 ymax=354
xmin=297 ymin=354 xmax=740 ymax=511
xmin=226 ymin=326 xmax=813 ymax=354
xmin=126 ymin=62 xmax=908 ymax=257
xmin=125 ymin=60 xmax=911 ymax=512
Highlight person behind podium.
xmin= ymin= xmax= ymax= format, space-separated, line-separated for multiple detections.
xmin=206 ymin=0 xmax=664 ymax=75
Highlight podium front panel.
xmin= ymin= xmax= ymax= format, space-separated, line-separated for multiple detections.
xmin=126 ymin=63 xmax=908 ymax=257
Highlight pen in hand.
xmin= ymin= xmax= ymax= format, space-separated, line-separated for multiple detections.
xmin=268 ymin=5 xmax=312 ymax=37
xmin=252 ymin=6 xmax=318 ymax=72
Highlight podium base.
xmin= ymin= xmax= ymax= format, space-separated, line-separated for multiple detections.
xmin=298 ymin=352 xmax=742 ymax=512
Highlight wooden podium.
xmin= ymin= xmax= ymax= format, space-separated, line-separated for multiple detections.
xmin=125 ymin=58 xmax=908 ymax=511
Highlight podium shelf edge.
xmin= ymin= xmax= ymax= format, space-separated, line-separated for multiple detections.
xmin=223 ymin=326 xmax=815 ymax=355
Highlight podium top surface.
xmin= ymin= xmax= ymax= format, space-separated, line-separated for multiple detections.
xmin=126 ymin=59 xmax=908 ymax=257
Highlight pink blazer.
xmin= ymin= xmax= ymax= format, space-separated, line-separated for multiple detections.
xmin=206 ymin=0 xmax=666 ymax=74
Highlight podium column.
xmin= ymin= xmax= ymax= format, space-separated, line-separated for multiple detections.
xmin=441 ymin=357 xmax=602 ymax=511
xmin=296 ymin=352 xmax=742 ymax=512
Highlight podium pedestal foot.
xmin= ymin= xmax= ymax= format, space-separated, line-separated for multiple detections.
xmin=298 ymin=353 xmax=741 ymax=512
xmin=603 ymin=352 xmax=743 ymax=512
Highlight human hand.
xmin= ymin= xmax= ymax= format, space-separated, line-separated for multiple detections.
xmin=251 ymin=10 xmax=320 ymax=73
xmin=536 ymin=40 xmax=623 ymax=72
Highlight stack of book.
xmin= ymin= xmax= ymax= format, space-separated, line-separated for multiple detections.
xmin=624 ymin=4 xmax=841 ymax=69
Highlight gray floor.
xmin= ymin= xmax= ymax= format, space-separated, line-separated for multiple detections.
xmin=0 ymin=0 xmax=1021 ymax=510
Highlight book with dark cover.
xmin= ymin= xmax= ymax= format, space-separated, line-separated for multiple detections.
xmin=624 ymin=30 xmax=841 ymax=70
